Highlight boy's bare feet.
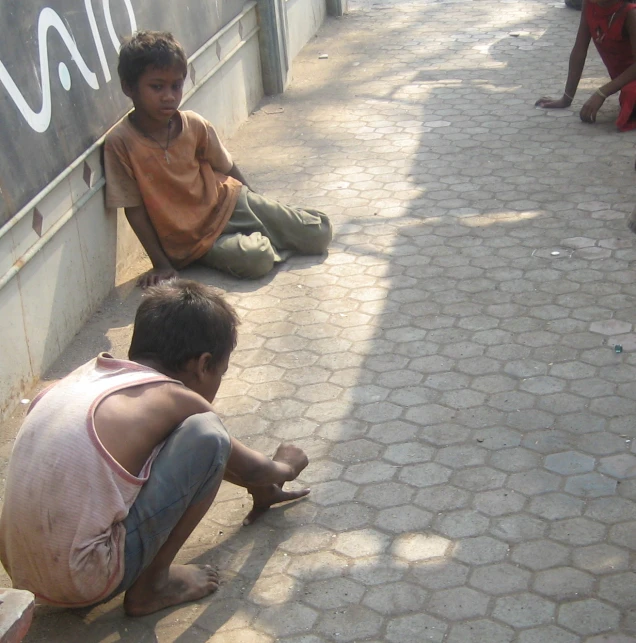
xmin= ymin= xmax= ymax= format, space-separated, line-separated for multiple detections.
xmin=123 ymin=564 xmax=219 ymax=616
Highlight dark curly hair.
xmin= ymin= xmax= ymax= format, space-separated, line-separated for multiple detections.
xmin=129 ymin=280 xmax=239 ymax=372
xmin=118 ymin=30 xmax=187 ymax=88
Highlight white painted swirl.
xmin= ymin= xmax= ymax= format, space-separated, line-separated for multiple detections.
xmin=0 ymin=7 xmax=99 ymax=133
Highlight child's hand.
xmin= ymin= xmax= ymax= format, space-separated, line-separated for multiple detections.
xmin=137 ymin=267 xmax=178 ymax=289
xmin=273 ymin=443 xmax=309 ymax=480
xmin=579 ymin=93 xmax=605 ymax=123
xmin=535 ymin=95 xmax=572 ymax=109
xmin=241 ymin=443 xmax=309 ymax=525
xmin=243 ymin=483 xmax=310 ymax=525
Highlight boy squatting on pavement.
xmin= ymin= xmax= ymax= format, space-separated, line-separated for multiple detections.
xmin=104 ymin=30 xmax=332 ymax=288
xmin=0 ymin=280 xmax=310 ymax=616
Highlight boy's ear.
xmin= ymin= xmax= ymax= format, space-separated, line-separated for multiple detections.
xmin=196 ymin=353 xmax=214 ymax=376
xmin=121 ymin=80 xmax=134 ymax=98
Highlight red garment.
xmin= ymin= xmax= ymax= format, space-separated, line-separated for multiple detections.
xmin=585 ymin=0 xmax=636 ymax=130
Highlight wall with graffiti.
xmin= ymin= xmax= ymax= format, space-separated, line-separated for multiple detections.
xmin=0 ymin=0 xmax=245 ymax=225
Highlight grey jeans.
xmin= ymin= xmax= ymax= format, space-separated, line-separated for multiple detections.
xmin=198 ymin=187 xmax=332 ymax=278
xmin=108 ymin=412 xmax=230 ymax=597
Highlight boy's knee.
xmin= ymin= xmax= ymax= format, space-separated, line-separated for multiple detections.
xmin=178 ymin=413 xmax=231 ymax=464
xmin=313 ymin=214 xmax=333 ymax=253
xmin=207 ymin=232 xmax=276 ymax=279
xmin=235 ymin=233 xmax=277 ymax=278
xmin=299 ymin=212 xmax=333 ymax=254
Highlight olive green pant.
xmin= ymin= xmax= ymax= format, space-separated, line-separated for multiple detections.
xmin=198 ymin=187 xmax=332 ymax=278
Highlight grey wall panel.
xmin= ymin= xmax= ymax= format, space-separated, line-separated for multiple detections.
xmin=0 ymin=0 xmax=245 ymax=225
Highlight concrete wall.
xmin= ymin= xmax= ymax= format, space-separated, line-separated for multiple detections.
xmin=286 ymin=0 xmax=327 ymax=62
xmin=0 ymin=0 xmax=329 ymax=421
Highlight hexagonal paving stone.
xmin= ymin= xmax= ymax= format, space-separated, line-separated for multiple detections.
xmin=549 ymin=517 xmax=606 ymax=546
xmin=544 ymin=450 xmax=596 ymax=475
xmin=558 ymin=599 xmax=620 ymax=635
xmin=280 ymin=526 xmax=335 ymax=555
xmin=437 ymin=444 xmax=488 ymax=468
xmin=489 ymin=447 xmax=540 ymax=472
xmin=309 ymin=481 xmax=358 ymax=507
xmin=286 ymin=551 xmax=350 ymax=581
xmin=333 ymin=528 xmax=391 ymax=559
xmin=385 ymin=613 xmax=447 ymax=643
xmin=254 ymin=603 xmax=319 ymax=637
xmin=437 ymin=509 xmax=490 ymax=539
xmin=473 ymin=489 xmax=525 ymax=516
xmin=508 ymin=470 xmax=561 ymax=495
xmin=517 ymin=625 xmax=580 ymax=643
xmin=598 ymin=572 xmax=636 ymax=607
xmin=444 ymin=618 xmax=516 ymax=643
xmin=357 ymin=481 xmax=415 ymax=508
xmin=564 ymin=472 xmax=618 ymax=497
xmin=533 ymin=567 xmax=595 ymax=599
xmin=492 ymin=593 xmax=555 ymax=628
xmin=511 ymin=540 xmax=570 ymax=570
xmin=392 ymin=533 xmax=451 ymax=561
xmin=330 ymin=439 xmax=382 ymax=464
xmin=302 ymin=577 xmax=365 ymax=609
xmin=490 ymin=513 xmax=547 ymax=543
xmin=470 ymin=562 xmax=531 ymax=595
xmin=528 ymin=492 xmax=584 ymax=521
xmin=598 ymin=453 xmax=636 ymax=478
xmin=572 ymin=543 xmax=630 ymax=574
xmin=399 ymin=463 xmax=452 ymax=487
xmin=609 ymin=521 xmax=636 ymax=549
xmin=316 ymin=605 xmax=383 ymax=641
xmin=362 ymin=581 xmax=428 ymax=615
xmin=428 ymin=587 xmax=490 ymax=620
xmin=384 ymin=442 xmax=436 ymax=465
xmin=374 ymin=505 xmax=433 ymax=533
xmin=453 ymin=536 xmax=509 ymax=565
xmin=590 ymin=319 xmax=632 ymax=335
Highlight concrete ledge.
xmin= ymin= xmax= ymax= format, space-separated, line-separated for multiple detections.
xmin=0 ymin=589 xmax=34 ymax=643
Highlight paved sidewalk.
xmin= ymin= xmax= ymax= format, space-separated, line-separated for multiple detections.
xmin=5 ymin=0 xmax=636 ymax=640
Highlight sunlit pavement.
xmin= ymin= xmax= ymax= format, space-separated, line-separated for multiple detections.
xmin=11 ymin=0 xmax=636 ymax=640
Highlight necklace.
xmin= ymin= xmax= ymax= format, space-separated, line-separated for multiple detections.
xmin=134 ymin=116 xmax=173 ymax=163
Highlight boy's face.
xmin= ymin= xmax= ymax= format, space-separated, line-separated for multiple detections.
xmin=124 ymin=64 xmax=186 ymax=128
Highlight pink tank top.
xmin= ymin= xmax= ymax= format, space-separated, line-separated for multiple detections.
xmin=0 ymin=354 xmax=177 ymax=606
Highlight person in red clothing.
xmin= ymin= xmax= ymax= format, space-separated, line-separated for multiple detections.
xmin=536 ymin=0 xmax=636 ymax=129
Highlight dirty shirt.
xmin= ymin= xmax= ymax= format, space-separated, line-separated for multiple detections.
xmin=104 ymin=110 xmax=242 ymax=268
xmin=0 ymin=354 xmax=178 ymax=606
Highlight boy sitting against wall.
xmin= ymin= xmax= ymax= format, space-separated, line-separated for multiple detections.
xmin=0 ymin=280 xmax=310 ymax=616
xmin=104 ymin=31 xmax=332 ymax=288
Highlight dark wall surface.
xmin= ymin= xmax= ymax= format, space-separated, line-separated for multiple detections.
xmin=0 ymin=0 xmax=246 ymax=226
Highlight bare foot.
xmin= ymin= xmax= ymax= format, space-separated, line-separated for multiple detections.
xmin=123 ymin=564 xmax=219 ymax=616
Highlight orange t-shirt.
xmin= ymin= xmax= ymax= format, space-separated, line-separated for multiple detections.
xmin=104 ymin=110 xmax=242 ymax=268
